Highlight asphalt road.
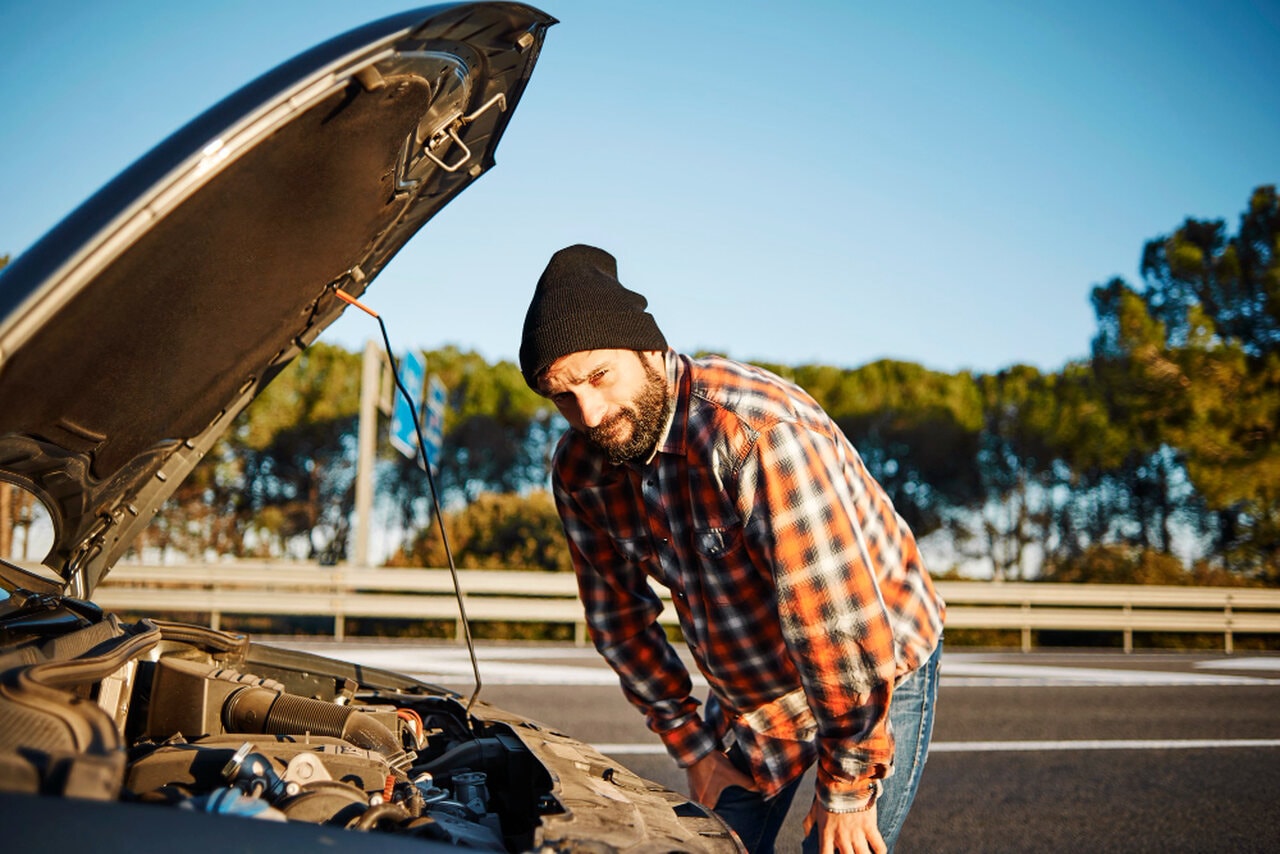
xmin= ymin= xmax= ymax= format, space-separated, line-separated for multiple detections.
xmin=277 ymin=641 xmax=1280 ymax=853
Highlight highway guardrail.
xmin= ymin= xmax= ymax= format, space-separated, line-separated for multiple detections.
xmin=93 ymin=562 xmax=1280 ymax=651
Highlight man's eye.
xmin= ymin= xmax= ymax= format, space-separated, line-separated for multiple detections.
xmin=589 ymin=370 xmax=607 ymax=385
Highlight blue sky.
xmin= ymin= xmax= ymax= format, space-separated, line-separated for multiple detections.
xmin=2 ymin=0 xmax=1277 ymax=375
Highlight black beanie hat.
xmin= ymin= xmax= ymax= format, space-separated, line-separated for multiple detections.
xmin=519 ymin=244 xmax=667 ymax=389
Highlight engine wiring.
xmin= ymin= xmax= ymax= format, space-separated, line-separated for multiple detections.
xmin=397 ymin=707 xmax=427 ymax=749
xmin=333 ymin=287 xmax=483 ymax=717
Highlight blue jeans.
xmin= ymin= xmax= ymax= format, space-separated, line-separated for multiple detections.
xmin=714 ymin=640 xmax=942 ymax=853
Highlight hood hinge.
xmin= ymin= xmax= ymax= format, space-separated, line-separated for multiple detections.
xmin=66 ymin=515 xmax=113 ymax=598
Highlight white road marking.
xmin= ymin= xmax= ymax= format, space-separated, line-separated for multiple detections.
xmin=593 ymin=739 xmax=1280 ymax=756
xmin=270 ymin=643 xmax=1280 ymax=758
xmin=939 ymin=659 xmax=1280 ymax=686
xmin=277 ymin=643 xmax=1280 ymax=687
xmin=928 ymin=738 xmax=1280 ymax=752
xmin=1192 ymin=657 xmax=1280 ymax=672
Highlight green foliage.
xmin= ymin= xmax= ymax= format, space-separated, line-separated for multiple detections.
xmin=1041 ymin=544 xmax=1191 ymax=584
xmin=1041 ymin=544 xmax=1264 ymax=591
xmin=393 ymin=490 xmax=571 ymax=572
xmin=236 ymin=342 xmax=363 ymax=560
xmin=1090 ymin=185 xmax=1280 ymax=581
xmin=1139 ymin=185 xmax=1280 ymax=357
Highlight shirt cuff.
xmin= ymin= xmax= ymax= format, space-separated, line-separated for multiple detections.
xmin=819 ymin=776 xmax=880 ymax=812
xmin=658 ymin=715 xmax=720 ymax=768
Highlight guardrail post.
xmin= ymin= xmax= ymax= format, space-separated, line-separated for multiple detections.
xmin=574 ymin=620 xmax=586 ymax=647
xmin=332 ymin=570 xmax=346 ymax=640
xmin=1224 ymin=598 xmax=1233 ymax=654
xmin=210 ymin=610 xmax=221 ymax=632
xmin=1123 ymin=603 xmax=1133 ymax=654
xmin=1021 ymin=602 xmax=1031 ymax=653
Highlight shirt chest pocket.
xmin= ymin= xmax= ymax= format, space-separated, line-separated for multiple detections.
xmin=693 ymin=523 xmax=764 ymax=604
xmin=693 ymin=525 xmax=741 ymax=559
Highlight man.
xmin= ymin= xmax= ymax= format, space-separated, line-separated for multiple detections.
xmin=520 ymin=244 xmax=945 ymax=854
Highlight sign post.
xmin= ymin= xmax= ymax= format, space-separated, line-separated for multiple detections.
xmin=353 ymin=340 xmax=391 ymax=569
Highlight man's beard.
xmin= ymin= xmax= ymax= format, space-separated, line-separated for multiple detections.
xmin=585 ymin=357 xmax=670 ymax=465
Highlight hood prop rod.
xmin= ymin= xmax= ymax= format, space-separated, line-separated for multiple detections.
xmin=334 ymin=287 xmax=483 ymax=718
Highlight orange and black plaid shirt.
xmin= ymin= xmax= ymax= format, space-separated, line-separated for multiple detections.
xmin=551 ymin=352 xmax=944 ymax=810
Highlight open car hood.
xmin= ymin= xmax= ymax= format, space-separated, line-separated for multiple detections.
xmin=0 ymin=3 xmax=554 ymax=595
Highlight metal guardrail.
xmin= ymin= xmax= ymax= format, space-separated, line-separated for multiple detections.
xmin=93 ymin=562 xmax=1280 ymax=652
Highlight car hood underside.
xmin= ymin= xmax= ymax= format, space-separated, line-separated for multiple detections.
xmin=0 ymin=3 xmax=551 ymax=595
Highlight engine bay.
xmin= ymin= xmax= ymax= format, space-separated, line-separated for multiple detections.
xmin=0 ymin=601 xmax=557 ymax=851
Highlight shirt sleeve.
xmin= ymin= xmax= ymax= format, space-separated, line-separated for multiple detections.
xmin=738 ymin=417 xmax=900 ymax=810
xmin=554 ymin=478 xmax=720 ymax=768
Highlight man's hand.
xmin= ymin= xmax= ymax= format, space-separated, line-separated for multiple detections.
xmin=685 ymin=750 xmax=757 ymax=807
xmin=803 ymin=797 xmax=886 ymax=854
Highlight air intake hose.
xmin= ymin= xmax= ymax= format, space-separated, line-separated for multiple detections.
xmin=222 ymin=686 xmax=407 ymax=768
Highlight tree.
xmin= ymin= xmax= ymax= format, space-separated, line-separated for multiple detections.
xmin=1089 ymin=186 xmax=1280 ymax=581
xmin=1139 ymin=186 xmax=1280 ymax=358
xmin=235 ymin=342 xmax=363 ymax=560
xmin=968 ymin=366 xmax=1066 ymax=580
xmin=1042 ymin=362 xmax=1147 ymax=558
xmin=135 ymin=343 xmax=363 ymax=562
xmin=1088 ymin=279 xmax=1193 ymax=554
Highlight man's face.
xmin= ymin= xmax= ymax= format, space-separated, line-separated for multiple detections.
xmin=540 ymin=349 xmax=669 ymax=464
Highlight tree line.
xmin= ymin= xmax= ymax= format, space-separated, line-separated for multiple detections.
xmin=2 ymin=187 xmax=1277 ymax=584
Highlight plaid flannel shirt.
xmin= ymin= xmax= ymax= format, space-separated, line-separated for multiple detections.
xmin=551 ymin=352 xmax=944 ymax=810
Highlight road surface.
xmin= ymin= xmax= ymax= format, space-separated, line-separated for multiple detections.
xmin=275 ymin=640 xmax=1280 ymax=852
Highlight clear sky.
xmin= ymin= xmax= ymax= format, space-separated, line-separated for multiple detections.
xmin=2 ymin=0 xmax=1277 ymax=375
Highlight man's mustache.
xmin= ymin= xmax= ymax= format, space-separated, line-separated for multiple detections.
xmin=585 ymin=407 xmax=637 ymax=445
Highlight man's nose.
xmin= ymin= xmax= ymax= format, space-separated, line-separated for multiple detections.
xmin=578 ymin=391 xmax=608 ymax=428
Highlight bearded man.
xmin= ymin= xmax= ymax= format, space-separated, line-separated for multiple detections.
xmin=519 ymin=244 xmax=945 ymax=854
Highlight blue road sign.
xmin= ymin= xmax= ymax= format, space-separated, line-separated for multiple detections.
xmin=422 ymin=375 xmax=447 ymax=472
xmin=389 ymin=350 xmax=425 ymax=461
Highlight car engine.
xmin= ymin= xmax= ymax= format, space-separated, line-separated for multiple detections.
xmin=0 ymin=601 xmax=559 ymax=851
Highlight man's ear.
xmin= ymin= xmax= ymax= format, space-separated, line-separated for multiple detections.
xmin=638 ymin=349 xmax=665 ymax=369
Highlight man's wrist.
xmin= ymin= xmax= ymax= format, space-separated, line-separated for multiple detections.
xmin=663 ymin=717 xmax=719 ymax=768
xmin=821 ymin=780 xmax=879 ymax=813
